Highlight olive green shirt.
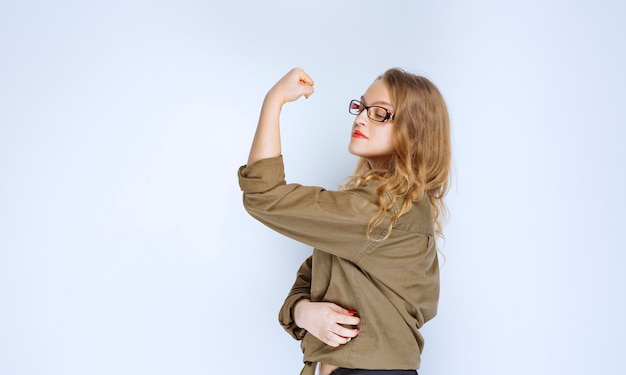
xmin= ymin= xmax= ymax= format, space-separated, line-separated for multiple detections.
xmin=238 ymin=156 xmax=439 ymax=375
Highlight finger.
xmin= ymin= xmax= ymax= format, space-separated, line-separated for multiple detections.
xmin=328 ymin=303 xmax=355 ymax=315
xmin=333 ymin=324 xmax=360 ymax=339
xmin=296 ymin=69 xmax=314 ymax=99
xmin=296 ymin=69 xmax=314 ymax=86
xmin=299 ymin=77 xmax=314 ymax=87
xmin=325 ymin=331 xmax=352 ymax=347
xmin=302 ymin=85 xmax=315 ymax=99
xmin=335 ymin=313 xmax=360 ymax=326
xmin=323 ymin=332 xmax=342 ymax=347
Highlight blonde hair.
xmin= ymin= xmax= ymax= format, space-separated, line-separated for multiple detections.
xmin=343 ymin=68 xmax=451 ymax=239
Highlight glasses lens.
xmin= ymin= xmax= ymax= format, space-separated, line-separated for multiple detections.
xmin=369 ymin=106 xmax=390 ymax=122
xmin=349 ymin=100 xmax=363 ymax=115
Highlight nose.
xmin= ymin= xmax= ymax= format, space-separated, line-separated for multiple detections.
xmin=355 ymin=109 xmax=369 ymax=125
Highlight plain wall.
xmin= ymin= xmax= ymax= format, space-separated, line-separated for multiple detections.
xmin=1 ymin=1 xmax=625 ymax=374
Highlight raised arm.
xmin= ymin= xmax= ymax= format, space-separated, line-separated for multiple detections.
xmin=247 ymin=67 xmax=315 ymax=165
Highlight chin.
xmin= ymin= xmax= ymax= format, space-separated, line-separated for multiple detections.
xmin=348 ymin=148 xmax=364 ymax=158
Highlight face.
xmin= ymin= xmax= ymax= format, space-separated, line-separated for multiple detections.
xmin=348 ymin=79 xmax=396 ymax=168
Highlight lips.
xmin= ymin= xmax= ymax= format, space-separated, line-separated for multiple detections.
xmin=352 ymin=129 xmax=368 ymax=139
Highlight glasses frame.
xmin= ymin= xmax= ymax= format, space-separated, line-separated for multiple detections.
xmin=348 ymin=99 xmax=394 ymax=123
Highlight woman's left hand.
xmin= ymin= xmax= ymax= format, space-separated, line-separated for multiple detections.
xmin=293 ymin=299 xmax=360 ymax=347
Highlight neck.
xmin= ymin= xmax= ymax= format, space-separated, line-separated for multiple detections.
xmin=367 ymin=156 xmax=392 ymax=170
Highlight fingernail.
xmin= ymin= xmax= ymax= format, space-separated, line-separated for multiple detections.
xmin=348 ymin=310 xmax=358 ymax=316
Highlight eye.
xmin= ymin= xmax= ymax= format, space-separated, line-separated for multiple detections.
xmin=371 ymin=106 xmax=390 ymax=121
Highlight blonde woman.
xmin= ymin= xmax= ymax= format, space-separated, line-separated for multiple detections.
xmin=238 ymin=67 xmax=451 ymax=375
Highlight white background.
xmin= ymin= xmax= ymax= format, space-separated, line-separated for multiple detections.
xmin=1 ymin=1 xmax=625 ymax=374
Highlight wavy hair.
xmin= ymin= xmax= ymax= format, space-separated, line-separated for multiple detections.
xmin=343 ymin=68 xmax=451 ymax=239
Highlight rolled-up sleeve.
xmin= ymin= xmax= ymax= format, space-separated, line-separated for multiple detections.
xmin=278 ymin=256 xmax=312 ymax=340
xmin=238 ymin=156 xmax=286 ymax=193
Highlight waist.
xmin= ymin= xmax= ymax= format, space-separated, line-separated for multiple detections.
xmin=330 ymin=369 xmax=418 ymax=375
xmin=320 ymin=363 xmax=339 ymax=375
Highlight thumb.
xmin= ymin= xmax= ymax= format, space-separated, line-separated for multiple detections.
xmin=302 ymin=85 xmax=315 ymax=99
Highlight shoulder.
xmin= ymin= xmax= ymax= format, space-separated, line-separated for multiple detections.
xmin=393 ymin=194 xmax=435 ymax=235
xmin=341 ymin=180 xmax=382 ymax=206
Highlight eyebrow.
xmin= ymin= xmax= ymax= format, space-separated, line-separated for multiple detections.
xmin=360 ymin=95 xmax=393 ymax=108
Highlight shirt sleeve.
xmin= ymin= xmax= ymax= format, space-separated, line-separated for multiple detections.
xmin=238 ymin=156 xmax=386 ymax=262
xmin=278 ymin=256 xmax=312 ymax=340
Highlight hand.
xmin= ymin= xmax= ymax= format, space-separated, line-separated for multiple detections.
xmin=293 ymin=299 xmax=360 ymax=347
xmin=246 ymin=67 xmax=314 ymax=165
xmin=266 ymin=67 xmax=315 ymax=106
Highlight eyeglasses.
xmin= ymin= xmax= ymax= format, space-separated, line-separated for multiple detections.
xmin=349 ymin=99 xmax=394 ymax=123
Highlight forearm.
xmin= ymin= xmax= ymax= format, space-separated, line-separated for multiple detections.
xmin=293 ymin=298 xmax=312 ymax=329
xmin=247 ymin=93 xmax=283 ymax=165
xmin=246 ymin=67 xmax=314 ymax=166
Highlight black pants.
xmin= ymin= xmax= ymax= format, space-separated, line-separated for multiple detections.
xmin=331 ymin=369 xmax=417 ymax=375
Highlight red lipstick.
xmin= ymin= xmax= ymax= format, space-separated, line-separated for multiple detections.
xmin=352 ymin=129 xmax=368 ymax=139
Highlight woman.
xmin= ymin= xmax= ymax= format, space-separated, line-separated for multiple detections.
xmin=238 ymin=67 xmax=451 ymax=375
